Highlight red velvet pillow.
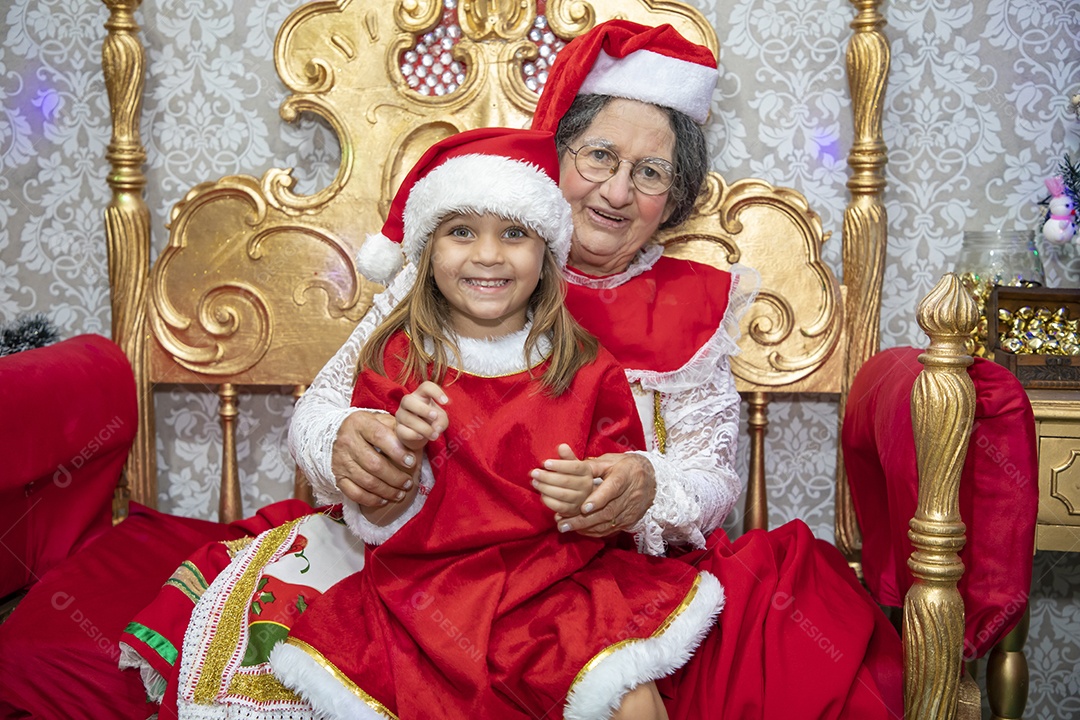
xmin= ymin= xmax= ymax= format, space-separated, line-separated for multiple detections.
xmin=0 ymin=502 xmax=311 ymax=720
xmin=843 ymin=347 xmax=1038 ymax=659
xmin=0 ymin=334 xmax=137 ymax=598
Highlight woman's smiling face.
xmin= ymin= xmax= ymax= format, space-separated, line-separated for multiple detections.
xmin=559 ymin=98 xmax=676 ymax=276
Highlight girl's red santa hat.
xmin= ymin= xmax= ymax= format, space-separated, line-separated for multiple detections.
xmin=531 ymin=19 xmax=719 ymax=133
xmin=356 ymin=127 xmax=572 ymax=284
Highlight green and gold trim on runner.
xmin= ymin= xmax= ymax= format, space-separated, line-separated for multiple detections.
xmin=567 ymin=573 xmax=701 ymax=694
xmin=286 ymin=638 xmax=398 ymax=719
xmin=166 ymin=561 xmax=210 ymax=604
xmin=226 ymin=669 xmax=304 ymax=704
xmin=192 ymin=517 xmax=307 ymax=703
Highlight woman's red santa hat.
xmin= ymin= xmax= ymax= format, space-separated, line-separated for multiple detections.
xmin=532 ymin=19 xmax=719 ymax=133
xmin=356 ymin=127 xmax=573 ymax=284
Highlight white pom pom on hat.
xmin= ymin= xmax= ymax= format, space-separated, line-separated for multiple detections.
xmin=355 ymin=232 xmax=405 ymax=286
xmin=355 ymin=127 xmax=573 ymax=284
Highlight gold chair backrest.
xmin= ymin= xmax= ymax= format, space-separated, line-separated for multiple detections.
xmin=149 ymin=1 xmax=843 ymax=387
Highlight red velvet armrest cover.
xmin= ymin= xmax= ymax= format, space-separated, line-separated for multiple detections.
xmin=843 ymin=347 xmax=1038 ymax=659
xmin=0 ymin=334 xmax=137 ymax=597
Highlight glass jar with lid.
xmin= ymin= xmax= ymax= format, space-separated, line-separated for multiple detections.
xmin=955 ymin=229 xmax=1044 ymax=357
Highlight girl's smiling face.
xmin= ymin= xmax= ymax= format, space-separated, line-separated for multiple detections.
xmin=430 ymin=212 xmax=546 ymax=338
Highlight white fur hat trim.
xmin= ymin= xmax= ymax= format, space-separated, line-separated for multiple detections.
xmin=401 ymin=154 xmax=573 ymax=268
xmin=580 ymin=49 xmax=717 ymax=124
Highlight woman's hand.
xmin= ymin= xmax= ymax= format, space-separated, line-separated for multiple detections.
xmin=530 ymin=444 xmax=599 ymax=516
xmin=552 ymin=453 xmax=656 ymax=536
xmin=331 ymin=411 xmax=416 ymax=508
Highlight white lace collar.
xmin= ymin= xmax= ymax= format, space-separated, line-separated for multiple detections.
xmin=563 ymin=243 xmax=664 ymax=289
xmin=424 ymin=322 xmax=552 ymax=377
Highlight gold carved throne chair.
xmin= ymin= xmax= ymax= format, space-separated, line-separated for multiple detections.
xmin=100 ymin=0 xmax=982 ymax=716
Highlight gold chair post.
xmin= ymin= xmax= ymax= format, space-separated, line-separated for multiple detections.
xmin=836 ymin=0 xmax=891 ymax=560
xmin=218 ymin=384 xmax=242 ymax=522
xmin=292 ymin=384 xmax=314 ymax=507
xmin=102 ymin=0 xmax=155 ymax=517
xmin=904 ymin=273 xmax=978 ymax=719
xmin=743 ymin=392 xmax=770 ymax=533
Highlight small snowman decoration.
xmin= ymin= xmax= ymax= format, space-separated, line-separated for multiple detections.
xmin=1042 ymin=177 xmax=1077 ymax=244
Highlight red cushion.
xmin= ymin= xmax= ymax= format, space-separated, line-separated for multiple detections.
xmin=0 ymin=335 xmax=137 ymax=597
xmin=843 ymin=347 xmax=1038 ymax=658
xmin=0 ymin=501 xmax=311 ymax=720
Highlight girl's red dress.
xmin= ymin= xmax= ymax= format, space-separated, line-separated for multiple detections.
xmin=273 ymin=331 xmax=724 ymax=719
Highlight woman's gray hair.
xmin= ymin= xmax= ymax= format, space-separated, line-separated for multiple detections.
xmin=554 ymin=94 xmax=709 ymax=230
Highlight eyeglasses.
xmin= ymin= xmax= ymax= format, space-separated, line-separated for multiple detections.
xmin=565 ymin=145 xmax=676 ymax=196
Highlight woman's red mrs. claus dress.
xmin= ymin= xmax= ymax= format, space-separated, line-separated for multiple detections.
xmin=565 ymin=255 xmax=903 ymax=718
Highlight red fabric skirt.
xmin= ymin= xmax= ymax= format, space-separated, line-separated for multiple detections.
xmin=659 ymin=520 xmax=903 ymax=719
xmin=129 ymin=518 xmax=902 ymax=719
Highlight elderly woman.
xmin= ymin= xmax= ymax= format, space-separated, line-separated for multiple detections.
xmin=290 ymin=20 xmax=749 ymax=557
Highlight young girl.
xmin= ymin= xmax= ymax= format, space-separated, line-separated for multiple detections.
xmin=268 ymin=128 xmax=723 ymax=720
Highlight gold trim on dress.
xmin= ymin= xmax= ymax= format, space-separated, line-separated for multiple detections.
xmin=285 ymin=637 xmax=399 ymax=719
xmin=452 ymin=352 xmax=552 ymax=379
xmin=223 ymin=536 xmax=255 ymax=556
xmin=653 ymin=389 xmax=667 ymax=454
xmin=567 ymin=574 xmax=702 ymax=695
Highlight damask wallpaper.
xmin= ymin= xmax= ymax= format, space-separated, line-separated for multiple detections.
xmin=2 ymin=0 xmax=1078 ymax=714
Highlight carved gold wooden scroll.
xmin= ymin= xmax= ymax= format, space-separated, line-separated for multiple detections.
xmin=904 ymin=273 xmax=977 ymax=720
xmin=102 ymin=0 xmax=153 ymax=518
xmin=836 ymin=0 xmax=891 ymax=559
xmin=661 ymin=175 xmax=844 ymax=393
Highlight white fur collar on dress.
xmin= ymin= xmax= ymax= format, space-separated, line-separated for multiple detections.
xmin=424 ymin=321 xmax=552 ymax=377
xmin=563 ymin=243 xmax=664 ymax=290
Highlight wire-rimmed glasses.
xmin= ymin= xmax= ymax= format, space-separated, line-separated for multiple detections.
xmin=565 ymin=145 xmax=676 ymax=195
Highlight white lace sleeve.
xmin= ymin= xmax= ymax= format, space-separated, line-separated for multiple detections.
xmin=288 ymin=265 xmax=418 ymax=504
xmin=628 ymin=356 xmax=743 ymax=555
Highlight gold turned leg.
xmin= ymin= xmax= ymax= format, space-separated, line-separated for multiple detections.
xmin=291 ymin=385 xmax=315 ymax=507
xmin=987 ymin=606 xmax=1030 ymax=719
xmin=957 ymin=664 xmax=982 ymax=720
xmin=742 ymin=392 xmax=769 ymax=533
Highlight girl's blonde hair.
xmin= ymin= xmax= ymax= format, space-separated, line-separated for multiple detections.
xmin=358 ymin=225 xmax=598 ymax=396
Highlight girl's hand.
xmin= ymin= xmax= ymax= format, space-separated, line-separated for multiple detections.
xmin=395 ymin=381 xmax=450 ymax=451
xmin=530 ymin=444 xmax=599 ymax=516
xmin=554 ymin=453 xmax=656 ymax=536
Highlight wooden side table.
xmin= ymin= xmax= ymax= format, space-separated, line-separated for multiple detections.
xmin=1028 ymin=389 xmax=1080 ymax=552
xmin=983 ymin=389 xmax=1080 ymax=719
